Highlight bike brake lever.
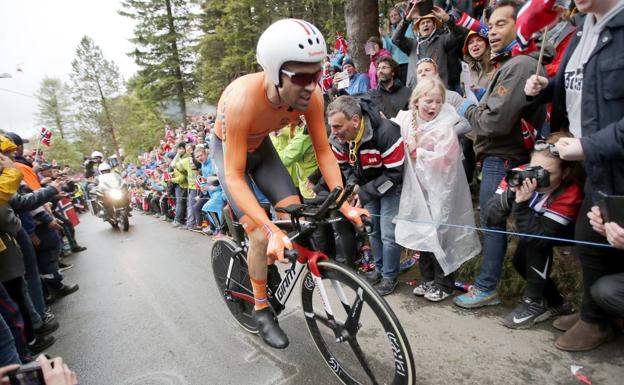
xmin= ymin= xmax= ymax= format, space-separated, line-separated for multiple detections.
xmin=284 ymin=248 xmax=299 ymax=269
xmin=361 ymin=216 xmax=373 ymax=235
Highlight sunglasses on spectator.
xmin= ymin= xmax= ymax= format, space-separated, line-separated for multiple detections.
xmin=281 ymin=69 xmax=322 ymax=87
xmin=534 ymin=140 xmax=560 ymax=156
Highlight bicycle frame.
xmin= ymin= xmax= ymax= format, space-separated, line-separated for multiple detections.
xmin=223 ymin=233 xmax=347 ymax=322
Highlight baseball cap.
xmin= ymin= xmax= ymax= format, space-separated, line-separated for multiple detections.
xmin=4 ymin=132 xmax=29 ymax=146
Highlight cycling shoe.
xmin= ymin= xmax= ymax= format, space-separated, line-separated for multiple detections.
xmin=253 ymin=307 xmax=289 ymax=349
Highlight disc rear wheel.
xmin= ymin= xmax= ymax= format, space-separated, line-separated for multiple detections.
xmin=211 ymin=238 xmax=257 ymax=333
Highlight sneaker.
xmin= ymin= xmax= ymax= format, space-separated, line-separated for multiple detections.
xmin=424 ymin=285 xmax=452 ymax=302
xmin=34 ymin=318 xmax=59 ymax=337
xmin=453 ymin=287 xmax=501 ymax=309
xmin=376 ymin=278 xmax=398 ymax=296
xmin=547 ymin=302 xmax=575 ymax=319
xmin=172 ymin=221 xmax=182 ymax=228
xmin=28 ymin=335 xmax=55 ymax=355
xmin=502 ymin=297 xmax=549 ymax=329
xmin=413 ymin=280 xmax=433 ymax=296
xmin=47 ymin=284 xmax=79 ymax=303
xmin=363 ymin=270 xmax=382 ymax=286
xmin=71 ymin=245 xmax=87 ymax=253
xmin=58 ymin=262 xmax=74 ymax=273
xmin=202 ymin=228 xmax=214 ymax=235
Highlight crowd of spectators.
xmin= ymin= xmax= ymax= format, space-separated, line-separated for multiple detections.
xmin=1 ymin=2 xmax=622 ymax=376
xmin=0 ymin=130 xmax=85 ymax=376
xmin=123 ymin=0 xmax=624 ymax=353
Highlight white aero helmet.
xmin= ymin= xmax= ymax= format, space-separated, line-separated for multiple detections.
xmin=91 ymin=151 xmax=103 ymax=159
xmin=257 ymin=19 xmax=327 ymax=86
xmin=98 ymin=162 xmax=111 ymax=172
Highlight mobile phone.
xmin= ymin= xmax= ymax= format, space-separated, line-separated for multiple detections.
xmin=417 ymin=0 xmax=434 ymax=15
xmin=8 ymin=361 xmax=45 ymax=385
xmin=597 ymin=191 xmax=624 ymax=227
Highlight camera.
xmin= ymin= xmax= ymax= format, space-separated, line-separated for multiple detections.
xmin=505 ymin=166 xmax=550 ymax=188
xmin=8 ymin=361 xmax=44 ymax=385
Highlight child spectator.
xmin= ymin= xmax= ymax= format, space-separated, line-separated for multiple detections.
xmin=392 ymin=77 xmax=480 ymax=301
xmin=485 ymin=132 xmax=582 ymax=328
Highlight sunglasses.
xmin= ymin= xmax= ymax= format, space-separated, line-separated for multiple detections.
xmin=534 ymin=140 xmax=560 ymax=156
xmin=281 ymin=69 xmax=322 ymax=87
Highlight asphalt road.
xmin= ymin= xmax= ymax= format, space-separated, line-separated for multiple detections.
xmin=47 ymin=213 xmax=623 ymax=385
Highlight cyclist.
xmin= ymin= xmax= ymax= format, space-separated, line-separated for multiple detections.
xmin=212 ymin=18 xmax=368 ymax=349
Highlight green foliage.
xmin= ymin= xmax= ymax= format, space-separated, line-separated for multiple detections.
xmin=108 ymin=93 xmax=169 ymax=160
xmin=196 ymin=0 xmax=345 ymax=103
xmin=35 ymin=77 xmax=73 ymax=140
xmin=40 ymin=136 xmax=84 ymax=170
xmin=119 ymin=0 xmax=200 ymax=118
xmin=70 ymin=36 xmax=124 ymax=158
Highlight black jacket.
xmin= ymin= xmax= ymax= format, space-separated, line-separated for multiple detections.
xmin=365 ymin=78 xmax=412 ymax=119
xmin=329 ymin=99 xmax=405 ymax=204
xmin=545 ymin=11 xmax=624 ymax=201
xmin=9 ymin=186 xmax=58 ymax=214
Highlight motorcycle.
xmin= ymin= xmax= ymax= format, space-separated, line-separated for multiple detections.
xmin=92 ymin=173 xmax=131 ymax=231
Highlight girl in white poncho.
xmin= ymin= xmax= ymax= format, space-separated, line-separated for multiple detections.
xmin=392 ymin=77 xmax=481 ymax=302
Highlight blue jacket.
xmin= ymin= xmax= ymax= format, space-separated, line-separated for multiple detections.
xmin=547 ymin=11 xmax=624 ymax=200
xmin=346 ymin=72 xmax=371 ymax=95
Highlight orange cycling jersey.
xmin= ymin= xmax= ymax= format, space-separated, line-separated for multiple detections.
xmin=213 ymin=72 xmax=345 ymax=230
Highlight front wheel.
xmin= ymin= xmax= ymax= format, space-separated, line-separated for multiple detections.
xmin=210 ymin=238 xmax=257 ymax=333
xmin=121 ymin=212 xmax=129 ymax=231
xmin=301 ymin=260 xmax=415 ymax=385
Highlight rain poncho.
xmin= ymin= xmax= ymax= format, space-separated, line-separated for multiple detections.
xmin=392 ymin=104 xmax=480 ymax=274
xmin=0 ymin=135 xmax=23 ymax=205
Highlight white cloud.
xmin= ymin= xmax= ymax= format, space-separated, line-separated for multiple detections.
xmin=0 ymin=0 xmax=137 ymax=138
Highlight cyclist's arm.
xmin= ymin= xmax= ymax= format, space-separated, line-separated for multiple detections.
xmin=222 ymin=95 xmax=273 ymax=231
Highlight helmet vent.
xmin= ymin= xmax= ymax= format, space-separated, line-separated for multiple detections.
xmin=298 ymin=44 xmax=304 ymax=49
xmin=308 ymin=38 xmax=313 ymax=45
xmin=316 ymin=38 xmax=320 ymax=44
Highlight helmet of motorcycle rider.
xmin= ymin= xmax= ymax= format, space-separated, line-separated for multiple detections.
xmin=256 ymin=18 xmax=327 ymax=87
xmin=98 ymin=162 xmax=111 ymax=173
xmin=91 ymin=151 xmax=104 ymax=160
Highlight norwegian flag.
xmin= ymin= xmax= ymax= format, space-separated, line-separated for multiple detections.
xmin=320 ymin=63 xmax=333 ymax=92
xmin=456 ymin=13 xmax=489 ymax=37
xmin=521 ymin=119 xmax=539 ymax=150
xmin=59 ymin=197 xmax=80 ymax=227
xmin=516 ymin=0 xmax=564 ymax=50
xmin=335 ymin=32 xmax=348 ymax=55
xmin=163 ymin=171 xmax=171 ymax=182
xmin=40 ymin=127 xmax=53 ymax=146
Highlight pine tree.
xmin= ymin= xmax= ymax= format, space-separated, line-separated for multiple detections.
xmin=196 ymin=0 xmax=345 ymax=103
xmin=119 ymin=0 xmax=200 ymax=123
xmin=70 ymin=36 xmax=123 ymax=160
xmin=35 ymin=77 xmax=73 ymax=140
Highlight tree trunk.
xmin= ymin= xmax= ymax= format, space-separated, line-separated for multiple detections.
xmin=94 ymin=76 xmax=121 ymax=162
xmin=165 ymin=0 xmax=187 ymax=124
xmin=343 ymin=0 xmax=379 ymax=72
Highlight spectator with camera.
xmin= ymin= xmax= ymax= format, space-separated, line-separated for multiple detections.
xmin=366 ymin=36 xmax=392 ymax=90
xmin=485 ymin=132 xmax=582 ymax=329
xmin=524 ymin=0 xmax=624 ymax=352
xmin=453 ymin=0 xmax=554 ymax=310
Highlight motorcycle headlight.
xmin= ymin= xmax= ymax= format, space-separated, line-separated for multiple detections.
xmin=109 ymin=189 xmax=123 ymax=200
